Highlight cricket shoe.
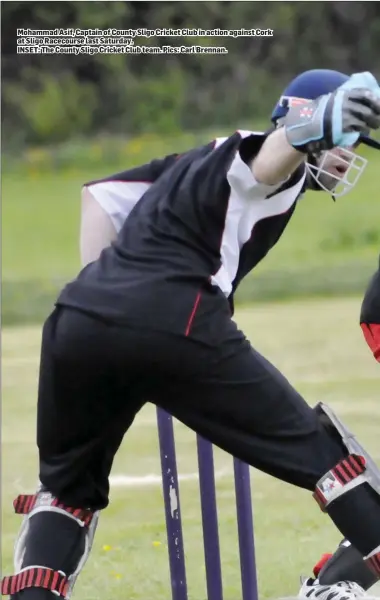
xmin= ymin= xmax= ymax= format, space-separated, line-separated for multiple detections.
xmin=298 ymin=577 xmax=369 ymax=600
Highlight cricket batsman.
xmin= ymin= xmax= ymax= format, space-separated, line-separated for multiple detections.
xmin=2 ymin=69 xmax=380 ymax=600
xmin=304 ymin=251 xmax=380 ymax=597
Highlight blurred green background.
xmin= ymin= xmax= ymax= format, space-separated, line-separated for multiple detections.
xmin=2 ymin=1 xmax=380 ymax=325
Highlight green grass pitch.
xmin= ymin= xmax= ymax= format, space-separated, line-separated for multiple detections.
xmin=2 ymin=299 xmax=379 ymax=600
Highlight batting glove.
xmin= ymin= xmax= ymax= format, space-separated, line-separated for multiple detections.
xmin=284 ymin=71 xmax=380 ymax=154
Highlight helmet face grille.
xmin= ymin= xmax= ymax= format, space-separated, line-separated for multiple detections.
xmin=306 ymin=148 xmax=368 ymax=198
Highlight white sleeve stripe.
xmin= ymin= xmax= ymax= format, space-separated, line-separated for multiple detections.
xmin=227 ymin=147 xmax=286 ymax=197
xmin=86 ymin=181 xmax=151 ymax=233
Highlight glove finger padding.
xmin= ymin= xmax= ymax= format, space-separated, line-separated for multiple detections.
xmin=343 ymin=89 xmax=380 ymax=131
xmin=339 ymin=72 xmax=380 ymax=98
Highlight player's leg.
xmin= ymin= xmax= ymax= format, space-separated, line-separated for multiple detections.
xmin=157 ymin=327 xmax=380 ymax=598
xmin=1 ymin=307 xmax=145 ymax=600
xmin=300 ymin=281 xmax=380 ymax=597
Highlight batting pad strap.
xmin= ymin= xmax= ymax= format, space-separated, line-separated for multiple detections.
xmin=313 ymin=454 xmax=367 ymax=511
xmin=364 ymin=546 xmax=380 ymax=578
xmin=1 ymin=567 xmax=69 ymax=598
xmin=13 ymin=494 xmax=94 ymax=527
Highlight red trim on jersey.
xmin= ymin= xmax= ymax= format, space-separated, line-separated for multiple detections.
xmin=185 ymin=292 xmax=202 ymax=336
xmin=361 ymin=323 xmax=380 ymax=361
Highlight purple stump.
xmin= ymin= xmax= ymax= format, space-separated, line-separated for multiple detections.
xmin=157 ymin=407 xmax=188 ymax=600
xmin=233 ymin=458 xmax=259 ymax=600
xmin=196 ymin=435 xmax=224 ymax=600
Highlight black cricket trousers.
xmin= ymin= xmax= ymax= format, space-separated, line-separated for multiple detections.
xmin=37 ymin=306 xmax=345 ymax=510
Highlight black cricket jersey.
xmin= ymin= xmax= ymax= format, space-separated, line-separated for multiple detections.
xmin=360 ymin=254 xmax=380 ymax=325
xmin=57 ymin=131 xmax=306 ymax=341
